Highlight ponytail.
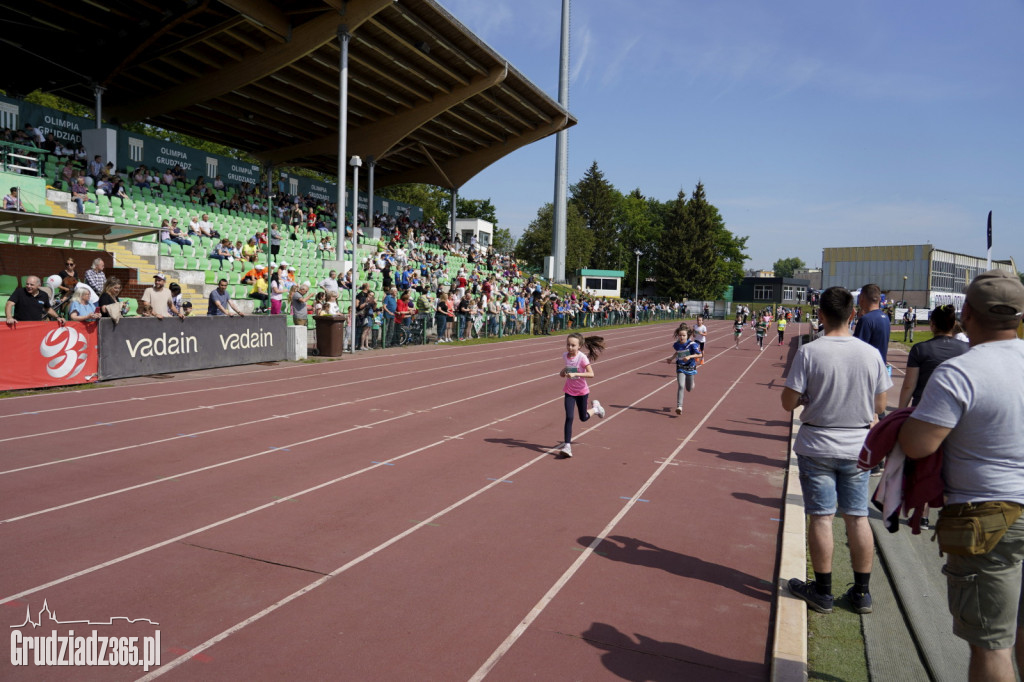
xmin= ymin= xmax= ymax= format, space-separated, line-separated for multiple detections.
xmin=567 ymin=332 xmax=606 ymax=360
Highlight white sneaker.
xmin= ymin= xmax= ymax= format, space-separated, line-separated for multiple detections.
xmin=675 ymin=406 xmax=682 ymax=415
xmin=593 ymin=400 xmax=606 ymax=419
xmin=559 ymin=442 xmax=573 ymax=457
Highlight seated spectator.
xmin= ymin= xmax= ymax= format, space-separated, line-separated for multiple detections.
xmin=212 ymin=175 xmax=225 ymax=190
xmin=132 ymin=166 xmax=150 ymax=189
xmin=110 ymin=176 xmax=129 ymax=207
xmin=323 ymin=291 xmax=340 ymax=316
xmin=167 ymin=219 xmax=192 ymax=246
xmin=70 ymin=176 xmax=91 ymax=214
xmin=231 ymin=240 xmax=243 ymax=260
xmin=187 ymin=215 xmax=202 ymax=237
xmin=198 ymin=213 xmax=217 ymax=238
xmin=311 ymin=291 xmax=326 ymax=317
xmin=248 ymin=270 xmax=269 ymax=313
xmin=4 ymin=276 xmax=65 ymax=327
xmin=172 ymin=165 xmax=186 ymax=184
xmin=241 ymin=237 xmax=258 ymax=263
xmin=161 ymin=168 xmax=175 ymax=186
xmin=210 ymin=238 xmax=233 ymax=267
xmin=3 ymin=187 xmax=25 ymax=211
xmin=68 ymin=286 xmax=102 ymax=322
xmin=60 ymin=160 xmax=75 ymax=186
xmin=98 ymin=277 xmax=130 ymax=317
xmin=208 ymin=278 xmax=244 ymax=316
xmin=241 ymin=263 xmax=266 ymax=285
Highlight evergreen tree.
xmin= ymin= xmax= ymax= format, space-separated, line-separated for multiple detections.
xmin=569 ymin=161 xmax=624 ymax=269
xmin=516 ymin=202 xmax=593 ymax=273
xmin=619 ymin=188 xmax=663 ymax=296
xmin=655 ymin=189 xmax=694 ymax=300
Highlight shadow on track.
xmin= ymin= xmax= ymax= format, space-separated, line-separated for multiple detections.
xmin=581 ymin=622 xmax=765 ymax=681
xmin=698 ymin=448 xmax=786 ymax=469
xmin=577 ymin=535 xmax=772 ymax=602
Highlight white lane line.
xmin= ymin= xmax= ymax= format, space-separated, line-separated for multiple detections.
xmin=468 ymin=342 xmax=767 ymax=681
xmin=0 ymin=337 xmax=682 ymax=522
xmin=131 ymin=336 xmax=730 ymax=681
xmin=0 ymin=339 xmax=705 ymax=604
xmin=0 ymin=328 xmax=676 ymax=473
xmin=0 ymin=322 xmax=675 ymax=412
xmin=0 ymin=326 xmax=672 ymax=433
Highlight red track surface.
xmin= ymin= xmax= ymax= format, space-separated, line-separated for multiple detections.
xmin=1 ymin=320 xmax=811 ymax=681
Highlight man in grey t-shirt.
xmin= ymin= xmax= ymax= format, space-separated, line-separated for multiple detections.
xmin=899 ymin=270 xmax=1024 ymax=680
xmin=207 ymin=278 xmax=243 ymax=316
xmin=782 ymin=286 xmax=891 ymax=615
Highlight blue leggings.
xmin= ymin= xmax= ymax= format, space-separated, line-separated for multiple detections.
xmin=564 ymin=393 xmax=590 ymax=443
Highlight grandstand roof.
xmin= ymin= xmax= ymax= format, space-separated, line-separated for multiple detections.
xmin=0 ymin=210 xmax=158 ymax=244
xmin=2 ymin=0 xmax=574 ymax=190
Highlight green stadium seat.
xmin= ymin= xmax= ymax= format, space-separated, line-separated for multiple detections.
xmin=205 ymin=270 xmax=220 ymax=284
xmin=0 ymin=275 xmax=18 ymax=295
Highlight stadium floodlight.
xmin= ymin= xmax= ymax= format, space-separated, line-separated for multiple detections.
xmin=349 ymin=156 xmax=362 ymax=353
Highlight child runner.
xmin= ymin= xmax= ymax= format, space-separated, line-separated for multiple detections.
xmin=755 ymin=316 xmax=767 ymax=350
xmin=665 ymin=323 xmax=702 ymax=415
xmin=733 ymin=314 xmax=744 ymax=349
xmin=558 ymin=333 xmax=606 ymax=457
xmin=777 ymin=315 xmax=788 ymax=346
xmin=693 ymin=315 xmax=708 ymax=364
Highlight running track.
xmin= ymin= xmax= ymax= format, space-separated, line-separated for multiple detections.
xmin=1 ymin=320 xmax=814 ymax=681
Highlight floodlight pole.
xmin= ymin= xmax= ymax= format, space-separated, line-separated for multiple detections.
xmin=349 ymin=155 xmax=362 ymax=354
xmin=336 ymin=28 xmax=350 ymax=260
xmin=635 ymin=248 xmax=641 ymax=321
xmin=550 ymin=0 xmax=570 ymax=283
xmin=901 ymin=275 xmax=907 ymax=308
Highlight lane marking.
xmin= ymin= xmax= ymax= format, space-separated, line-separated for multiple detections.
xmin=468 ymin=339 xmax=767 ymax=681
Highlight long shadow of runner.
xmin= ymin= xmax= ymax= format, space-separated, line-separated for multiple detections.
xmin=581 ymin=622 xmax=765 ymax=681
xmin=578 ymin=535 xmax=772 ymax=602
xmin=483 ymin=437 xmax=553 ymax=454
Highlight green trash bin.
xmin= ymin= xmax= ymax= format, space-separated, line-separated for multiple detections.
xmin=315 ymin=316 xmax=347 ymax=357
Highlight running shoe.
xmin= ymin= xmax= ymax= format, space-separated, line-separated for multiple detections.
xmin=593 ymin=400 xmax=605 ymax=418
xmin=676 ymin=406 xmax=682 ymax=415
xmin=841 ymin=585 xmax=873 ymax=614
xmin=559 ymin=443 xmax=572 ymax=457
xmin=788 ymin=578 xmax=834 ymax=614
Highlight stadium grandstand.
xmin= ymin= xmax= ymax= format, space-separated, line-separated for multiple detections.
xmin=0 ymin=1 xmax=684 ymax=388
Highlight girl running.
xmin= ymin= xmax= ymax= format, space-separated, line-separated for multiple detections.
xmin=558 ymin=333 xmax=606 ymax=457
xmin=693 ymin=315 xmax=708 ymax=364
xmin=755 ymin=316 xmax=767 ymax=349
xmin=777 ymin=315 xmax=788 ymax=346
xmin=665 ymin=323 xmax=702 ymax=415
xmin=733 ymin=314 xmax=744 ymax=349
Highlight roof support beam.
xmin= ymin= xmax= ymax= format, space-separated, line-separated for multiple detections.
xmin=106 ymin=0 xmax=394 ymax=123
xmin=258 ymin=64 xmax=507 ymax=165
xmin=380 ymin=115 xmax=572 ymax=189
xmin=217 ymin=0 xmax=292 ymax=42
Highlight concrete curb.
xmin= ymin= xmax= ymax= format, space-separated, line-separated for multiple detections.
xmin=771 ymin=405 xmax=807 ymax=682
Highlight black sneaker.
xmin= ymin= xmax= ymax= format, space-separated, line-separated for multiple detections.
xmin=788 ymin=578 xmax=834 ymax=614
xmin=842 ymin=586 xmax=873 ymax=614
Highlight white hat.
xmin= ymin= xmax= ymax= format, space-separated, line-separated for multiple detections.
xmin=153 ymin=272 xmax=166 ymax=280
xmin=287 ymin=266 xmax=296 ymax=272
xmin=255 ymin=264 xmax=266 ymax=270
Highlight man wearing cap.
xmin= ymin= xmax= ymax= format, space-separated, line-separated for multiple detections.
xmin=241 ymin=263 xmax=265 ymax=285
xmin=141 ymin=274 xmax=184 ymax=319
xmin=899 ymin=269 xmax=1024 ymax=682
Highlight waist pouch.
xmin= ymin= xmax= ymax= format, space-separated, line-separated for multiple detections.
xmin=936 ymin=501 xmax=1023 ymax=556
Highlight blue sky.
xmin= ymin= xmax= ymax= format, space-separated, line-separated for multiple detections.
xmin=439 ymin=0 xmax=1024 ymax=271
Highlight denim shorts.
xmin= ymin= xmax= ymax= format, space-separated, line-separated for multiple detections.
xmin=942 ymin=516 xmax=1024 ymax=649
xmin=795 ymin=454 xmax=870 ymax=516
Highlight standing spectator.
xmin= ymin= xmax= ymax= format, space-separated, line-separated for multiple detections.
xmin=4 ymin=276 xmax=65 ymax=327
xmin=98 ymin=277 xmax=129 ymax=317
xmin=207 ymin=278 xmax=244 ymax=316
xmin=854 ymin=283 xmax=891 ymax=365
xmin=4 ymin=187 xmax=25 ymax=211
xmin=898 ymin=305 xmax=969 ymax=409
xmin=269 ymin=268 xmax=285 ymax=315
xmin=83 ymin=258 xmax=106 ymax=297
xmin=320 ymin=270 xmax=340 ymax=298
xmin=782 ymin=286 xmax=891 ymax=615
xmin=141 ymin=274 xmax=183 ymax=319
xmin=291 ymin=283 xmax=312 ymax=326
xmin=382 ymin=286 xmax=398 ymax=344
xmin=898 ymin=270 xmax=1024 ymax=682
xmin=52 ymin=257 xmax=79 ymax=310
xmin=902 ymin=307 xmax=916 ymax=343
xmin=269 ymin=223 xmax=282 ymax=258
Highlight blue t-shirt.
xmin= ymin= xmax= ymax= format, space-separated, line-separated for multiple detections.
xmin=674 ymin=340 xmax=701 ymax=375
xmin=383 ymin=294 xmax=397 ymax=317
xmin=853 ymin=308 xmax=891 ymax=364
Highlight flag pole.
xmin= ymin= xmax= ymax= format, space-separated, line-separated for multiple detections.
xmin=986 ymin=211 xmax=992 ymax=270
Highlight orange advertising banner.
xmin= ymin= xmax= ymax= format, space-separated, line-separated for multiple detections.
xmin=0 ymin=321 xmax=99 ymax=391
